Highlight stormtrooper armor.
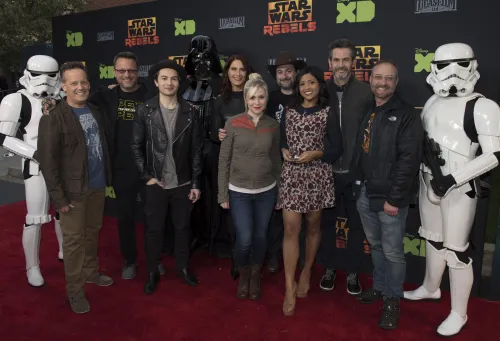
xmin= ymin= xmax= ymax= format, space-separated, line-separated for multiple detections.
xmin=0 ymin=55 xmax=64 ymax=287
xmin=404 ymin=43 xmax=500 ymax=336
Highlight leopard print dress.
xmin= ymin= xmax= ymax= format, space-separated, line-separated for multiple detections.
xmin=277 ymin=105 xmax=335 ymax=213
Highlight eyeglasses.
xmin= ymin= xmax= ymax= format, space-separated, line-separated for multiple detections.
xmin=114 ymin=69 xmax=138 ymax=74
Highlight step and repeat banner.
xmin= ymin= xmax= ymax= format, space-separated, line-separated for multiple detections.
xmin=52 ymin=0 xmax=498 ymax=294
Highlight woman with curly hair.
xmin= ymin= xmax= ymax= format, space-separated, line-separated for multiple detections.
xmin=278 ymin=66 xmax=343 ymax=316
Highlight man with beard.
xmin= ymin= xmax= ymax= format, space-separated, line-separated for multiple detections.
xmin=89 ymin=52 xmax=151 ymax=280
xmin=265 ymin=51 xmax=306 ymax=273
xmin=351 ymin=60 xmax=422 ymax=329
xmin=319 ymin=39 xmax=372 ymax=295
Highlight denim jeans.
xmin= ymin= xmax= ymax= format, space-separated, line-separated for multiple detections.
xmin=229 ymin=187 xmax=277 ymax=267
xmin=356 ymin=184 xmax=408 ymax=298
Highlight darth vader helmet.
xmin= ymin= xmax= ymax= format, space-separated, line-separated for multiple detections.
xmin=184 ymin=35 xmax=223 ymax=81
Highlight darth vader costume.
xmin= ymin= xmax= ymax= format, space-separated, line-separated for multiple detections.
xmin=181 ymin=35 xmax=223 ymax=253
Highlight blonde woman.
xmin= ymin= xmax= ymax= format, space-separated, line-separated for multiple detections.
xmin=218 ymin=73 xmax=281 ymax=300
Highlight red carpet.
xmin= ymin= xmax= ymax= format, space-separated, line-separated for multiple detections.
xmin=0 ymin=201 xmax=498 ymax=341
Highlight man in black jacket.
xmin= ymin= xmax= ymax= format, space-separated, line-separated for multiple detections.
xmin=319 ymin=39 xmax=373 ymax=295
xmin=88 ymin=52 xmax=151 ymax=280
xmin=351 ymin=60 xmax=423 ymax=330
xmin=131 ymin=59 xmax=203 ymax=295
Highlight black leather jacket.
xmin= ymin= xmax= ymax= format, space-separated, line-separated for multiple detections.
xmin=351 ymin=94 xmax=423 ymax=208
xmin=131 ymin=96 xmax=203 ymax=189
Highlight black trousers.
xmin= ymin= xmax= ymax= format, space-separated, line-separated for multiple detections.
xmin=319 ymin=173 xmax=366 ymax=273
xmin=267 ymin=209 xmax=283 ymax=258
xmin=113 ymin=169 xmax=145 ymax=266
xmin=144 ymin=184 xmax=193 ymax=273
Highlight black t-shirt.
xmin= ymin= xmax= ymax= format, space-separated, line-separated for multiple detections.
xmin=266 ymin=90 xmax=293 ymax=123
xmin=114 ymin=86 xmax=148 ymax=169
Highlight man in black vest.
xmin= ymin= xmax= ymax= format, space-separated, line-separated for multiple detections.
xmin=319 ymin=39 xmax=373 ymax=295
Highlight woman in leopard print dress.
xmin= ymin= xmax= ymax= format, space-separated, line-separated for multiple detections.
xmin=278 ymin=66 xmax=343 ymax=316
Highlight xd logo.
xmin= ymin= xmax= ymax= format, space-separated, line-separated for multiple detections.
xmin=99 ymin=65 xmax=115 ymax=79
xmin=66 ymin=31 xmax=83 ymax=47
xmin=337 ymin=0 xmax=375 ymax=24
xmin=174 ymin=19 xmax=196 ymax=36
xmin=414 ymin=48 xmax=434 ymax=73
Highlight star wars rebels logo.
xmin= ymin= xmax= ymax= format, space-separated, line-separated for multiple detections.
xmin=324 ymin=45 xmax=380 ymax=82
xmin=125 ymin=17 xmax=160 ymax=47
xmin=264 ymin=0 xmax=316 ymax=36
xmin=414 ymin=48 xmax=434 ymax=73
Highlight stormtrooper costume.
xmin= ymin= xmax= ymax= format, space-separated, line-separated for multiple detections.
xmin=0 ymin=55 xmax=64 ymax=287
xmin=404 ymin=43 xmax=500 ymax=336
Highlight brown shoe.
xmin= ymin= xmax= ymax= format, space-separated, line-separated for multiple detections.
xmin=86 ymin=273 xmax=114 ymax=287
xmin=237 ymin=266 xmax=250 ymax=299
xmin=69 ymin=292 xmax=90 ymax=314
xmin=249 ymin=264 xmax=262 ymax=300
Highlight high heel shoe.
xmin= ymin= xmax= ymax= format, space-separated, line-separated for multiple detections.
xmin=282 ymin=282 xmax=297 ymax=316
xmin=297 ymin=271 xmax=311 ymax=298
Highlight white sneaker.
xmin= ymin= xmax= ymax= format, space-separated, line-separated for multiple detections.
xmin=437 ymin=310 xmax=467 ymax=337
xmin=27 ymin=266 xmax=44 ymax=287
xmin=403 ymin=286 xmax=441 ymax=301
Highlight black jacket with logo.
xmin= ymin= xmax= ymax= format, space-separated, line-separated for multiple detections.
xmin=327 ymin=75 xmax=373 ymax=173
xmin=350 ymin=93 xmax=423 ymax=208
xmin=131 ymin=96 xmax=204 ymax=189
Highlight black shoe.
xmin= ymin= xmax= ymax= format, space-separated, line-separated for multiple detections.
xmin=319 ymin=269 xmax=336 ymax=291
xmin=378 ymin=297 xmax=400 ymax=330
xmin=267 ymin=256 xmax=279 ymax=274
xmin=178 ymin=268 xmax=199 ymax=287
xmin=357 ymin=287 xmax=383 ymax=304
xmin=144 ymin=272 xmax=160 ymax=295
xmin=346 ymin=273 xmax=362 ymax=296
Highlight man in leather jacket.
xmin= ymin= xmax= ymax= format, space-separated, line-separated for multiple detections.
xmin=351 ymin=60 xmax=423 ymax=330
xmin=131 ymin=59 xmax=203 ymax=295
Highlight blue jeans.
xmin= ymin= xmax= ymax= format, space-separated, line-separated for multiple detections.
xmin=356 ymin=185 xmax=408 ymax=298
xmin=229 ymin=187 xmax=277 ymax=267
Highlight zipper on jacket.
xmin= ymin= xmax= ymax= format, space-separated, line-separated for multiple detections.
xmin=149 ymin=114 xmax=158 ymax=180
xmin=173 ymin=120 xmax=192 ymax=144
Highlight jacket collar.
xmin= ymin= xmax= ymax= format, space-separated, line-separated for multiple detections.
xmin=328 ymin=72 xmax=356 ymax=91
xmin=145 ymin=95 xmax=192 ymax=113
xmin=374 ymin=93 xmax=403 ymax=112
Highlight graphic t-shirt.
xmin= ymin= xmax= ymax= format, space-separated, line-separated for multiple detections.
xmin=361 ymin=112 xmax=376 ymax=181
xmin=114 ymin=87 xmax=148 ymax=169
xmin=71 ymin=105 xmax=105 ymax=189
xmin=266 ymin=90 xmax=293 ymax=123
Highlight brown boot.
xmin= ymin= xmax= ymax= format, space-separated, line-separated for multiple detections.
xmin=237 ymin=266 xmax=250 ymax=299
xmin=249 ymin=264 xmax=262 ymax=300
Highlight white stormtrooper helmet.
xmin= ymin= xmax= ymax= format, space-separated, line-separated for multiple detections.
xmin=19 ymin=55 xmax=61 ymax=99
xmin=426 ymin=43 xmax=479 ymax=97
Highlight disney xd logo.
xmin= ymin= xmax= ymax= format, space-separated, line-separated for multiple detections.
xmin=337 ymin=0 xmax=375 ymax=24
xmin=414 ymin=48 xmax=434 ymax=73
xmin=66 ymin=31 xmax=83 ymax=47
xmin=99 ymin=64 xmax=115 ymax=80
xmin=174 ymin=19 xmax=196 ymax=36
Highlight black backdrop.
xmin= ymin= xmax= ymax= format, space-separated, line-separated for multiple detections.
xmin=52 ymin=0 xmax=498 ymax=295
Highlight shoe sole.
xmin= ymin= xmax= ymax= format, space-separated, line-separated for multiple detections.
xmin=436 ymin=323 xmax=466 ymax=338
xmin=379 ymin=324 xmax=398 ymax=330
xmin=320 ymin=284 xmax=335 ymax=292
xmin=86 ymin=281 xmax=114 ymax=286
xmin=347 ymin=288 xmax=362 ymax=296
xmin=403 ymin=297 xmax=441 ymax=302
xmin=73 ymin=307 xmax=90 ymax=314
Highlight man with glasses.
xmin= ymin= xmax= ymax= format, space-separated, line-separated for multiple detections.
xmin=38 ymin=62 xmax=113 ymax=313
xmin=89 ymin=52 xmax=151 ymax=280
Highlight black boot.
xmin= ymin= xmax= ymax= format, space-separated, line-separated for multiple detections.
xmin=237 ymin=266 xmax=250 ymax=299
xmin=379 ymin=297 xmax=401 ymax=330
xmin=249 ymin=264 xmax=262 ymax=300
xmin=144 ymin=272 xmax=160 ymax=295
xmin=178 ymin=268 xmax=199 ymax=287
